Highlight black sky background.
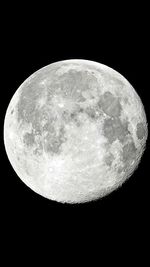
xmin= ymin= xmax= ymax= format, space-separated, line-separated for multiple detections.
xmin=1 ymin=2 xmax=149 ymax=259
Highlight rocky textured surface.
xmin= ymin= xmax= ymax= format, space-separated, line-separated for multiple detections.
xmin=4 ymin=60 xmax=148 ymax=203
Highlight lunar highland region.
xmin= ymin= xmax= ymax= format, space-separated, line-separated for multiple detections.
xmin=4 ymin=60 xmax=148 ymax=203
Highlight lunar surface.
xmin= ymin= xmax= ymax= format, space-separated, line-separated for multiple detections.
xmin=4 ymin=59 xmax=148 ymax=203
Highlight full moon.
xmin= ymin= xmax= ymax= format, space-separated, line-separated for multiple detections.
xmin=4 ymin=59 xmax=148 ymax=203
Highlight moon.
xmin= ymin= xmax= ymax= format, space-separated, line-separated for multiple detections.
xmin=4 ymin=59 xmax=148 ymax=203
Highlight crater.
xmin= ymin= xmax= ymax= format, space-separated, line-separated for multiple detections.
xmin=61 ymin=107 xmax=85 ymax=127
xmin=10 ymin=109 xmax=14 ymax=115
xmin=62 ymin=104 xmax=101 ymax=127
xmin=61 ymin=109 xmax=79 ymax=126
xmin=85 ymin=106 xmax=100 ymax=120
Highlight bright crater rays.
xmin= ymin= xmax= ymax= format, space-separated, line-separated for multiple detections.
xmin=4 ymin=60 xmax=148 ymax=203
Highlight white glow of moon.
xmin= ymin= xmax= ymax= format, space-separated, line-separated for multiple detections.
xmin=4 ymin=59 xmax=148 ymax=203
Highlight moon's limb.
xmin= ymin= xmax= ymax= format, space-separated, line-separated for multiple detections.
xmin=4 ymin=59 xmax=148 ymax=203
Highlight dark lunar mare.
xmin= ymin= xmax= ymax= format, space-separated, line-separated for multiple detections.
xmin=97 ymin=91 xmax=139 ymax=168
xmin=136 ymin=122 xmax=147 ymax=140
xmin=103 ymin=117 xmax=129 ymax=144
xmin=17 ymin=80 xmax=68 ymax=156
xmin=47 ymin=69 xmax=99 ymax=102
xmin=17 ymin=70 xmax=145 ymax=165
xmin=98 ymin=91 xmax=122 ymax=117
xmin=104 ymin=153 xmax=115 ymax=167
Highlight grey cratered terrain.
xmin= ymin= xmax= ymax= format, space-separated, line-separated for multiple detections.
xmin=4 ymin=59 xmax=148 ymax=203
